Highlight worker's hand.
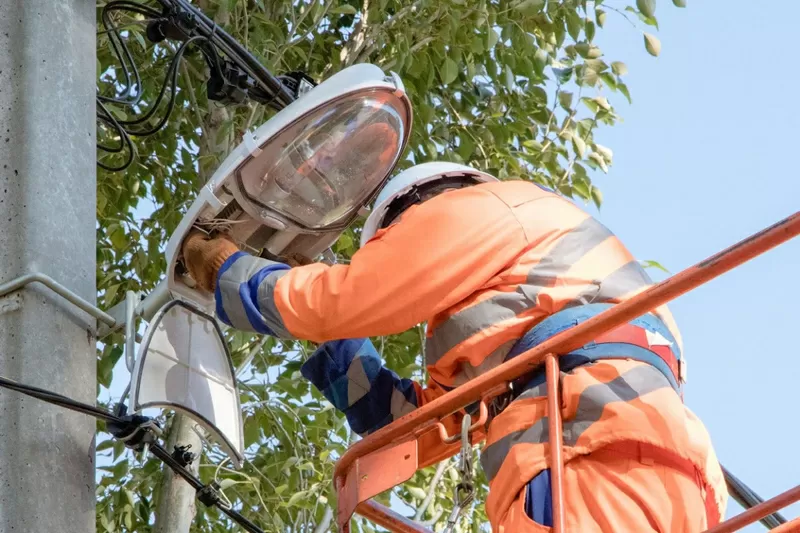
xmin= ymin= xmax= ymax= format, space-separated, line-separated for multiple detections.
xmin=285 ymin=252 xmax=314 ymax=267
xmin=181 ymin=230 xmax=240 ymax=292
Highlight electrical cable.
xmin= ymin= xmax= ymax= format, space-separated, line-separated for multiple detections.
xmin=0 ymin=371 xmax=791 ymax=532
xmin=170 ymin=0 xmax=294 ymax=108
xmin=96 ymin=0 xmax=297 ymax=172
xmin=97 ymin=96 xmax=136 ymax=172
xmin=722 ymin=465 xmax=787 ymax=529
xmin=0 ymin=373 xmax=268 ymax=533
xmin=98 ymin=1 xmax=163 ymax=106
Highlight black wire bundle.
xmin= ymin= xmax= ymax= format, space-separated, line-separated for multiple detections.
xmin=96 ymin=0 xmax=294 ymax=172
xmin=0 ymin=372 xmax=268 ymax=533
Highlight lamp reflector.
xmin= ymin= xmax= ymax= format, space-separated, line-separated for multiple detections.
xmin=131 ymin=300 xmax=244 ymax=467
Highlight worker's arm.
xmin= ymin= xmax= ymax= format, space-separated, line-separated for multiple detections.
xmin=300 ymin=337 xmax=420 ymax=436
xmin=301 ymin=337 xmax=484 ymax=465
xmin=214 ymin=186 xmax=526 ymax=342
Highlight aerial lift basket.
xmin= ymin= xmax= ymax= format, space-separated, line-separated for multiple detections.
xmin=333 ymin=211 xmax=800 ymax=533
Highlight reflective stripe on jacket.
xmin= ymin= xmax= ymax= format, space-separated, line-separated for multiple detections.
xmin=483 ymin=359 xmax=726 ymax=530
xmin=216 ymin=180 xmax=682 ymax=391
xmin=213 ymin=179 xmax=726 ymax=529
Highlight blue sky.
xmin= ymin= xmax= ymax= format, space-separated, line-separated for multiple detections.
xmin=586 ymin=1 xmax=800 ymax=528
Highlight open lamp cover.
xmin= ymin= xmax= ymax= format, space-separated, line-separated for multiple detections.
xmin=131 ymin=300 xmax=245 ymax=467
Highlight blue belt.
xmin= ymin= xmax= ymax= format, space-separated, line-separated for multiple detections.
xmin=505 ymin=303 xmax=683 ymax=395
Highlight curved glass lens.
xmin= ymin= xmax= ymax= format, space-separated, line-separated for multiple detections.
xmin=238 ymin=90 xmax=407 ymax=229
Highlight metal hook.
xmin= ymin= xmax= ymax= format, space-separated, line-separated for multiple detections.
xmin=443 ymin=414 xmax=476 ymax=533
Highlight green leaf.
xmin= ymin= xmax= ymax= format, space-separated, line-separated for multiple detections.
xmin=448 ymin=466 xmax=459 ymax=483
xmin=611 ymin=61 xmax=628 ymax=76
xmin=113 ymin=439 xmax=125 ymax=460
xmin=565 ymin=11 xmax=583 ymax=41
xmin=487 ymin=29 xmax=500 ymax=50
xmin=593 ymin=96 xmax=611 ymax=110
xmin=593 ymin=144 xmax=614 ymax=162
xmin=637 ymin=0 xmax=656 ymax=18
xmin=618 ymin=82 xmax=632 ymax=103
xmin=287 ymin=490 xmax=309 ymax=508
xmin=132 ymin=31 xmax=146 ymax=51
xmin=673 ymin=0 xmax=687 ymax=6
xmin=573 ymin=178 xmax=590 ymax=199
xmin=96 ymin=440 xmax=115 ymax=452
xmin=643 ymin=33 xmax=661 ymax=57
xmin=576 ymin=44 xmax=602 ymax=59
xmin=640 ymin=259 xmax=670 ymax=273
xmin=552 ymin=66 xmax=573 ymax=84
xmin=470 ymin=36 xmax=484 ymax=54
xmin=109 ymin=226 xmax=127 ymax=250
xmin=112 ymin=459 xmax=129 ymax=480
xmin=596 ymin=9 xmax=607 ymax=27
xmin=514 ymin=0 xmax=545 ymax=15
xmin=589 ymin=152 xmax=609 ymax=173
xmin=572 ymin=136 xmax=587 ymax=158
xmin=558 ymin=91 xmax=574 ymax=110
xmin=331 ymin=4 xmax=358 ymax=15
xmin=591 ymin=186 xmax=604 ymax=208
xmin=244 ymin=417 xmax=260 ymax=447
xmin=585 ymin=19 xmax=596 ymax=42
xmin=581 ymin=97 xmax=599 ymax=114
xmin=335 ymin=232 xmax=354 ymax=254
xmin=281 ymin=456 xmax=300 ymax=474
xmin=580 ymin=66 xmax=599 ymax=86
xmin=533 ymin=48 xmax=548 ymax=76
xmin=441 ymin=57 xmax=459 ymax=85
xmin=599 ymin=72 xmax=618 ymax=90
xmin=504 ymin=65 xmax=515 ymax=92
xmin=458 ymin=135 xmax=475 ymax=160
xmin=626 ymin=6 xmax=659 ymax=28
xmin=407 ymin=486 xmax=427 ymax=500
xmin=219 ymin=478 xmax=238 ymax=490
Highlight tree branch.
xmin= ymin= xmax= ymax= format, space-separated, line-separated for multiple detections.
xmin=414 ymin=460 xmax=449 ymax=521
xmin=313 ymin=506 xmax=334 ymax=533
xmin=341 ymin=0 xmax=371 ymax=67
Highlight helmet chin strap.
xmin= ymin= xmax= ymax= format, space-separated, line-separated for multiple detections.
xmin=379 ymin=175 xmax=480 ymax=229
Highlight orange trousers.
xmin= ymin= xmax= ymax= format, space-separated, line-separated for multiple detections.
xmin=498 ymin=442 xmax=709 ymax=533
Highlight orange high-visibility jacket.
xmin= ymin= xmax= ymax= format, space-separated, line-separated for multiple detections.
xmin=215 ymin=179 xmax=727 ymax=529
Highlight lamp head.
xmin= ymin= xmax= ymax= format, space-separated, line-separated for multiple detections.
xmin=165 ymin=63 xmax=412 ymax=308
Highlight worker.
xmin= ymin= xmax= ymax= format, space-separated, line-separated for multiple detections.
xmin=182 ymin=161 xmax=727 ymax=532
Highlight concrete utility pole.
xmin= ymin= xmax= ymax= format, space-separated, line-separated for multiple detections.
xmin=0 ymin=1 xmax=97 ymax=533
xmin=153 ymin=413 xmax=203 ymax=533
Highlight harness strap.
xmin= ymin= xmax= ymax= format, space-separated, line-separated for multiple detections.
xmin=505 ymin=303 xmax=683 ymax=396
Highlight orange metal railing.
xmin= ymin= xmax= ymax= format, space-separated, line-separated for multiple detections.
xmin=333 ymin=211 xmax=800 ymax=533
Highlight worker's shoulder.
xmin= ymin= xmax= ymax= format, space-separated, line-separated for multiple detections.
xmin=473 ymin=179 xmax=560 ymax=207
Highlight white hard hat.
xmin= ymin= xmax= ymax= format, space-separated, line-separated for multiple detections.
xmin=359 ymin=161 xmax=498 ymax=247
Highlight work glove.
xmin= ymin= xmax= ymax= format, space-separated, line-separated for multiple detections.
xmin=181 ymin=230 xmax=240 ymax=292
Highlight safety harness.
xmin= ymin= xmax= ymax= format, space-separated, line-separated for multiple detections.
xmin=504 ymin=302 xmax=684 ymax=402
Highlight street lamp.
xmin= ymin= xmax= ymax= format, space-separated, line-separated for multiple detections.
xmin=165 ymin=62 xmax=412 ymax=307
xmin=130 ymin=63 xmax=412 ymax=466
